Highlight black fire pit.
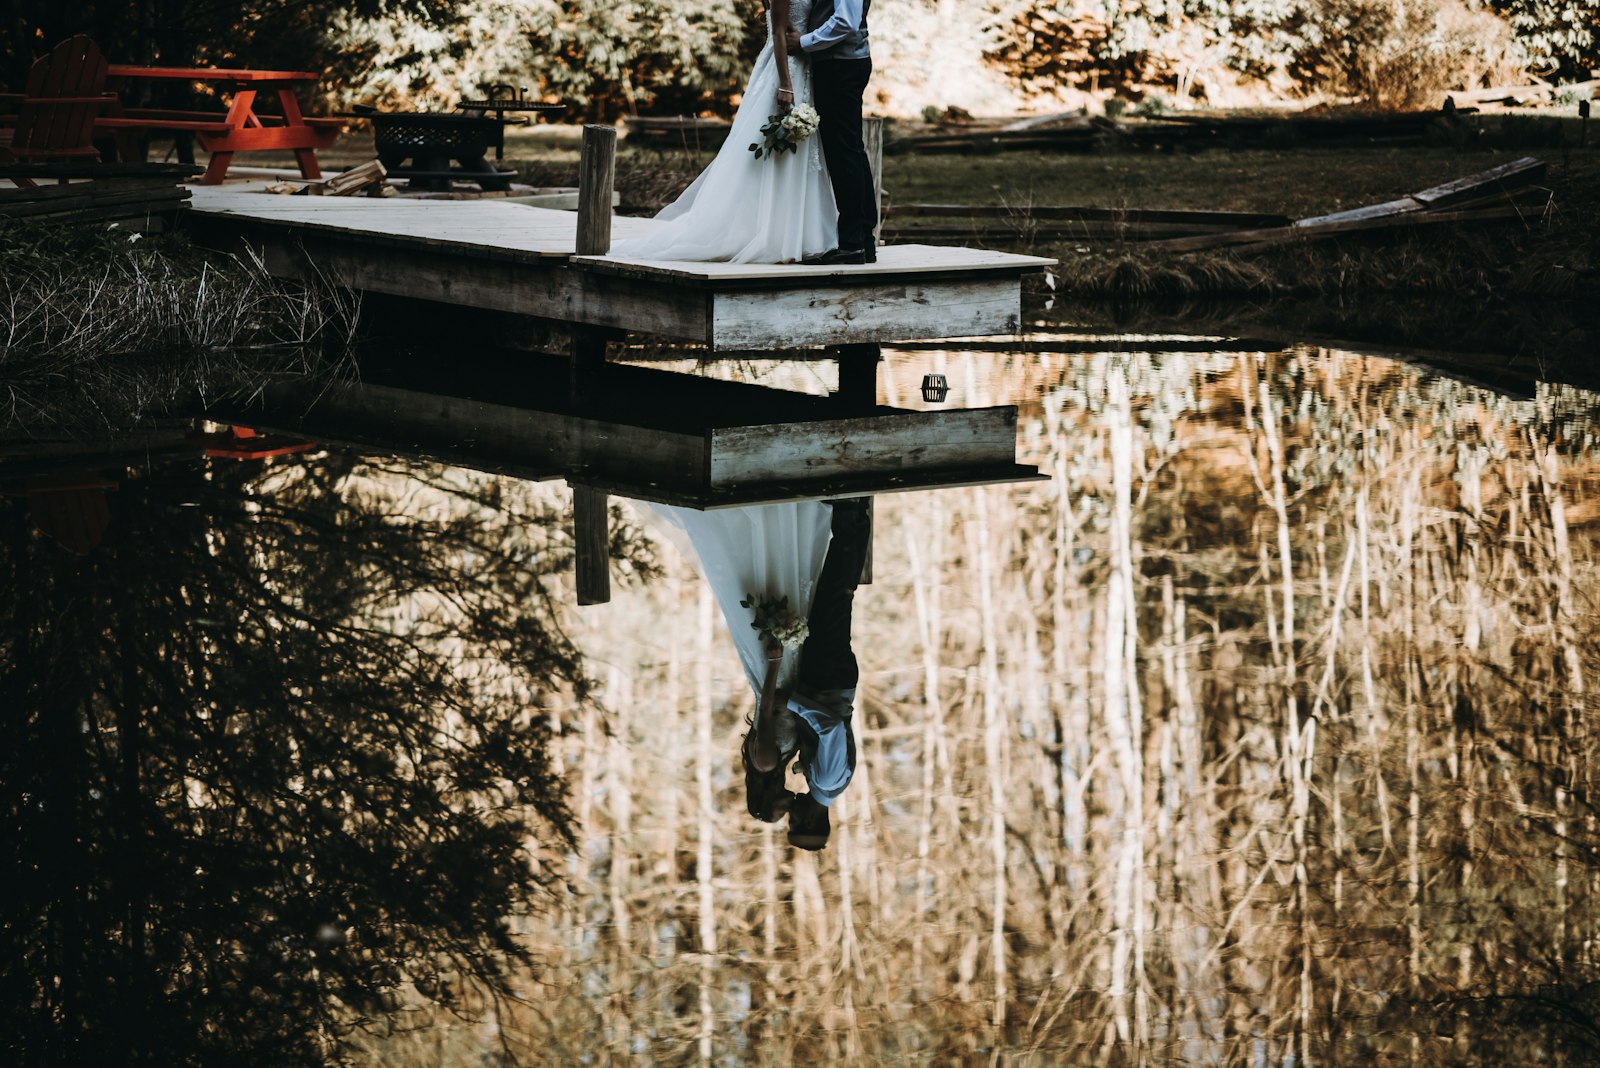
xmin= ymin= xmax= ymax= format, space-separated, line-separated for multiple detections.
xmin=356 ymin=89 xmax=565 ymax=192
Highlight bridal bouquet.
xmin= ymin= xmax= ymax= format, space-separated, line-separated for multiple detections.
xmin=749 ymin=103 xmax=820 ymax=160
xmin=741 ymin=593 xmax=810 ymax=649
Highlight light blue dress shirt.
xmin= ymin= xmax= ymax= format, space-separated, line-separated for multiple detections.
xmin=799 ymin=0 xmax=867 ymax=55
xmin=788 ymin=687 xmax=856 ymax=805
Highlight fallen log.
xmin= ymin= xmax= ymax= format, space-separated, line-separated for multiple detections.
xmin=1148 ymin=156 xmax=1546 ymax=252
xmin=888 ymin=203 xmax=1292 ymax=228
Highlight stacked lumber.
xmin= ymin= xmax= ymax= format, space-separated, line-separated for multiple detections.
xmin=0 ymin=163 xmax=197 ymax=229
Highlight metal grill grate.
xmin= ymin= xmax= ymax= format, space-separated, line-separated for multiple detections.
xmin=372 ymin=114 xmax=496 ymax=155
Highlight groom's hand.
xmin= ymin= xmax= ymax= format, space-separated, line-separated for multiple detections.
xmin=783 ymin=27 xmax=803 ymax=50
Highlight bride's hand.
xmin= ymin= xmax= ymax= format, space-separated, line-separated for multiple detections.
xmin=776 ymin=86 xmax=794 ymax=112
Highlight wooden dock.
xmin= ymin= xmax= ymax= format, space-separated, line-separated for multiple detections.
xmin=185 ymin=183 xmax=1054 ymax=350
xmin=179 ymin=129 xmax=1056 ymax=605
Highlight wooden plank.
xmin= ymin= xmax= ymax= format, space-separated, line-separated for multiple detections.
xmin=890 ymin=203 xmax=1292 ymax=228
xmin=0 ymin=189 xmax=190 ymax=219
xmin=0 ymin=162 xmax=199 ymax=179
xmin=1150 ymin=186 xmax=1549 ymax=253
xmin=711 ymin=277 xmax=1022 ymax=348
xmin=576 ymin=463 xmax=1047 ymax=510
xmin=573 ymin=485 xmax=611 ymax=606
xmin=883 ymin=223 xmax=1270 ymax=241
xmin=1220 ymin=201 xmax=1544 ymax=253
xmin=708 ymin=407 xmax=1017 ymax=488
xmin=1408 ymin=155 xmax=1545 ymax=208
xmin=186 ymin=216 xmax=713 ymax=340
xmin=255 ymin=379 xmax=708 ymax=485
xmin=190 ymin=185 xmax=654 ymax=261
xmin=576 ymin=242 xmax=1056 ymax=284
xmin=1292 ymin=197 xmax=1423 ymax=229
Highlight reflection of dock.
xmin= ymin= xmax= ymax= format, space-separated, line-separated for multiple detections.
xmin=185 ymin=185 xmax=1054 ymax=349
xmin=239 ymin=356 xmax=1043 ymax=506
xmin=227 ymin=355 xmax=1046 ymax=603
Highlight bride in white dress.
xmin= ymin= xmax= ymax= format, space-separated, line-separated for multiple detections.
xmin=645 ymin=501 xmax=833 ymax=698
xmin=607 ymin=0 xmax=838 ymax=264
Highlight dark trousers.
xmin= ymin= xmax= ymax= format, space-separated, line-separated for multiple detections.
xmin=797 ymin=498 xmax=869 ymax=693
xmin=812 ymin=58 xmax=876 ymax=252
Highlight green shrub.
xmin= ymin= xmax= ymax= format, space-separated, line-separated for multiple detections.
xmin=330 ymin=0 xmax=761 ymax=120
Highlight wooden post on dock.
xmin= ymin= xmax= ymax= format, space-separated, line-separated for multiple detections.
xmin=576 ymin=124 xmax=617 ymax=256
xmin=864 ymin=117 xmax=884 ymax=248
xmin=572 ymin=126 xmax=618 ymax=605
xmin=573 ymin=485 xmax=611 ymax=606
xmin=571 ymin=124 xmax=617 ymax=405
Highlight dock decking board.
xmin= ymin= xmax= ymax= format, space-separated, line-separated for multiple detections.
xmin=187 ymin=184 xmax=1053 ymax=350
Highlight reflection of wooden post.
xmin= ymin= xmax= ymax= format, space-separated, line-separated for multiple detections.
xmin=838 ymin=341 xmax=880 ymax=414
xmin=569 ymin=329 xmax=607 ymax=408
xmin=576 ymin=124 xmax=616 ymax=256
xmin=864 ymin=117 xmax=884 ymax=247
xmin=574 ymin=485 xmax=611 ymax=606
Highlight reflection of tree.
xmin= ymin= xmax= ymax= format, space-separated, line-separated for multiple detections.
xmin=0 ymin=453 xmax=645 ymax=1065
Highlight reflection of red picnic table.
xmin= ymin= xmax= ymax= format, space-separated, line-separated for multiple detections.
xmin=190 ymin=425 xmax=318 ymax=460
xmin=101 ymin=66 xmax=344 ymax=184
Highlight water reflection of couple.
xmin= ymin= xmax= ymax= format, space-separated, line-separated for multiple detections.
xmin=651 ymin=498 xmax=869 ymax=851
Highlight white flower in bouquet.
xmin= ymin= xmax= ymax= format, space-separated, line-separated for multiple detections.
xmin=740 ymin=592 xmax=810 ymax=649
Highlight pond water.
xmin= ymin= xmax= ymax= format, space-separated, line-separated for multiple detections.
xmin=6 ymin=334 xmax=1599 ymax=1066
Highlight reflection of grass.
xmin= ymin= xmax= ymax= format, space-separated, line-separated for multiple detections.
xmin=0 ymin=222 xmax=358 ymax=434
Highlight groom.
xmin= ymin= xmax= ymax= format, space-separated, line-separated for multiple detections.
xmin=741 ymin=498 xmax=870 ymax=850
xmin=785 ymin=0 xmax=876 ymax=265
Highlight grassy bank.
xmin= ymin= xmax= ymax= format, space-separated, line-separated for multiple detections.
xmin=563 ymin=121 xmax=1599 ymax=302
xmin=0 ymin=221 xmax=356 ymax=435
xmin=912 ymin=145 xmax=1600 ymax=301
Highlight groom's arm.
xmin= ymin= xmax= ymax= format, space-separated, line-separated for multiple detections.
xmin=796 ymin=0 xmax=865 ymax=51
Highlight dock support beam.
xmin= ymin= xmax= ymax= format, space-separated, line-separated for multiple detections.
xmin=573 ymin=485 xmax=611 ymax=606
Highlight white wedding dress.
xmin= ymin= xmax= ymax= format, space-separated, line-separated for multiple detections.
xmin=608 ymin=4 xmax=838 ymax=264
xmin=647 ymin=501 xmax=834 ymax=698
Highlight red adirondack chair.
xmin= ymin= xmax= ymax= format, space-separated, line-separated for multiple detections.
xmin=0 ymin=35 xmax=111 ymax=187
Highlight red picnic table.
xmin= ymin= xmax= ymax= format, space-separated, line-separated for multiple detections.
xmin=100 ymin=65 xmax=343 ymax=184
